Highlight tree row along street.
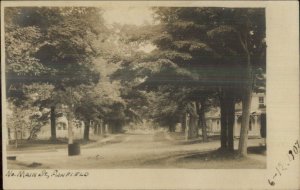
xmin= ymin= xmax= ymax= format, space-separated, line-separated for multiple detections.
xmin=5 ymin=7 xmax=266 ymax=168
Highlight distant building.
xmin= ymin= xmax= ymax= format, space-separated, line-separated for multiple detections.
xmin=205 ymin=108 xmax=221 ymax=135
xmin=8 ymin=114 xmax=87 ymax=141
xmin=205 ymin=92 xmax=266 ymax=138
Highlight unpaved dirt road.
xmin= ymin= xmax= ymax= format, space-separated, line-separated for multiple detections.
xmin=6 ymin=131 xmax=266 ymax=169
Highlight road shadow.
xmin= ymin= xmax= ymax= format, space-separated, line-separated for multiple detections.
xmin=141 ymin=146 xmax=266 ymax=169
xmin=182 ymin=146 xmax=266 ymax=161
xmin=247 ymin=146 xmax=266 ymax=155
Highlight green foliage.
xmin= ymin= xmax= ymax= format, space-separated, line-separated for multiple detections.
xmin=7 ymin=103 xmax=49 ymax=141
xmin=5 ymin=7 xmax=112 ymax=139
xmin=114 ymin=7 xmax=266 ymax=128
xmin=4 ymin=7 xmax=266 ymax=138
xmin=151 ymin=7 xmax=266 ymax=88
xmin=5 ymin=7 xmax=106 ymax=99
xmin=146 ymin=89 xmax=183 ymax=127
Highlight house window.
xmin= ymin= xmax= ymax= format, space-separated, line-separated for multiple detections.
xmin=259 ymin=97 xmax=265 ymax=108
xmin=259 ymin=97 xmax=264 ymax=104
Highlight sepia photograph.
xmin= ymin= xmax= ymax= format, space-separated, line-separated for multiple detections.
xmin=1 ymin=1 xmax=299 ymax=189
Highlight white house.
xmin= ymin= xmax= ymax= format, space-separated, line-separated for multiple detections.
xmin=205 ymin=108 xmax=221 ymax=135
xmin=35 ymin=115 xmax=87 ymax=140
xmin=205 ymin=92 xmax=266 ymax=138
xmin=234 ymin=92 xmax=266 ymax=138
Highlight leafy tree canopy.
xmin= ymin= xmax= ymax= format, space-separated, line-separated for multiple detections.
xmin=5 ymin=7 xmax=107 ymax=104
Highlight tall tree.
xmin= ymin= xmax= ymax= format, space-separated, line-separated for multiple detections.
xmin=5 ymin=7 xmax=107 ymax=142
xmin=205 ymin=8 xmax=266 ymax=155
xmin=136 ymin=7 xmax=241 ymax=145
xmin=150 ymin=7 xmax=266 ymax=152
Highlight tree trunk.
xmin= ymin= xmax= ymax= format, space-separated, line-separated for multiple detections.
xmin=83 ymin=121 xmax=90 ymax=141
xmin=220 ymin=90 xmax=236 ymax=151
xmin=94 ymin=122 xmax=98 ymax=135
xmin=238 ymin=88 xmax=252 ymax=156
xmin=97 ymin=124 xmax=101 ymax=135
xmin=238 ymin=53 xmax=253 ymax=157
xmin=181 ymin=113 xmax=187 ymax=133
xmin=50 ymin=106 xmax=56 ymax=142
xmin=98 ymin=119 xmax=102 ymax=135
xmin=100 ymin=121 xmax=105 ymax=135
xmin=67 ymin=112 xmax=74 ymax=144
xmin=20 ymin=125 xmax=23 ymax=141
xmin=168 ymin=123 xmax=175 ymax=132
xmin=97 ymin=123 xmax=101 ymax=135
xmin=111 ymin=122 xmax=116 ymax=134
xmin=197 ymin=100 xmax=208 ymax=142
xmin=116 ymin=121 xmax=123 ymax=133
xmin=200 ymin=109 xmax=208 ymax=142
xmin=227 ymin=95 xmax=235 ymax=151
xmin=67 ymin=87 xmax=75 ymax=144
xmin=15 ymin=127 xmax=18 ymax=148
xmin=7 ymin=128 xmax=11 ymax=145
xmin=260 ymin=114 xmax=266 ymax=138
xmin=185 ymin=114 xmax=189 ymax=140
xmin=220 ymin=95 xmax=228 ymax=149
xmin=186 ymin=102 xmax=199 ymax=140
xmin=189 ymin=116 xmax=198 ymax=139
xmin=168 ymin=125 xmax=172 ymax=132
